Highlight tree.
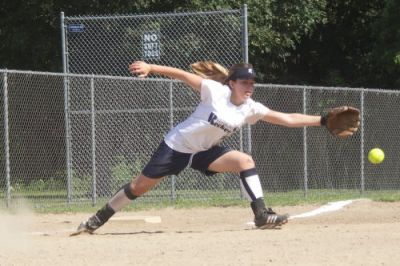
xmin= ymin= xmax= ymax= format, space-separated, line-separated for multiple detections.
xmin=369 ymin=0 xmax=400 ymax=88
xmin=0 ymin=0 xmax=182 ymax=71
xmin=1 ymin=0 xmax=398 ymax=88
xmin=173 ymin=0 xmax=327 ymax=83
xmin=247 ymin=0 xmax=327 ymax=82
xmin=1 ymin=0 xmax=327 ymax=79
xmin=286 ymin=0 xmax=387 ymax=88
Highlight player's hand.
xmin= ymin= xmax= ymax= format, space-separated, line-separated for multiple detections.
xmin=129 ymin=61 xmax=151 ymax=78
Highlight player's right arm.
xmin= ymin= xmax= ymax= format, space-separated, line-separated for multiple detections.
xmin=129 ymin=61 xmax=203 ymax=92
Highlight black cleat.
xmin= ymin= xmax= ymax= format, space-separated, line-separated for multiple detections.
xmin=70 ymin=203 xmax=115 ymax=236
xmin=70 ymin=215 xmax=102 ymax=236
xmin=251 ymin=198 xmax=289 ymax=229
xmin=254 ymin=207 xmax=289 ymax=229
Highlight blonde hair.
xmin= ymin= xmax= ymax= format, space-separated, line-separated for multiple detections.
xmin=190 ymin=61 xmax=229 ymax=84
xmin=190 ymin=61 xmax=254 ymax=84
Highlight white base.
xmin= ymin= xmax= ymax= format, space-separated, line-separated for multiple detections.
xmin=110 ymin=215 xmax=162 ymax=223
xmin=246 ymin=200 xmax=355 ymax=227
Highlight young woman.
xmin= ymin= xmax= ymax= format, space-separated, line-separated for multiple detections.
xmin=73 ymin=60 xmax=328 ymax=235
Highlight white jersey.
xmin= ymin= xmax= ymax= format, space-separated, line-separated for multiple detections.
xmin=164 ymin=79 xmax=270 ymax=153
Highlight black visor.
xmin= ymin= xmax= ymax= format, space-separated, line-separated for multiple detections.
xmin=228 ymin=67 xmax=256 ymax=81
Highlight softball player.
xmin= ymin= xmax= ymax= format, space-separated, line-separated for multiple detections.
xmin=73 ymin=60 xmax=326 ymax=235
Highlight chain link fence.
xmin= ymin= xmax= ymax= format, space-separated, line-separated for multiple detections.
xmin=1 ymin=69 xmax=400 ymax=209
xmin=61 ymin=8 xmax=246 ymax=77
xmin=0 ymin=71 xmax=67 ymax=208
xmin=66 ymin=74 xmax=246 ymax=205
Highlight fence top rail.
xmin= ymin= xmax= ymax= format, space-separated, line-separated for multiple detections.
xmin=0 ymin=69 xmax=182 ymax=83
xmin=255 ymin=83 xmax=400 ymax=94
xmin=63 ymin=9 xmax=241 ymax=21
xmin=1 ymin=69 xmax=398 ymax=94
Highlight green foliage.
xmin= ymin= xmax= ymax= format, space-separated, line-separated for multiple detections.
xmin=172 ymin=0 xmax=328 ymax=82
xmin=0 ymin=0 xmax=399 ymax=87
xmin=0 ymin=0 xmax=180 ymax=71
xmin=3 ymin=189 xmax=400 ymax=213
xmin=369 ymin=0 xmax=400 ymax=88
xmin=110 ymin=156 xmax=142 ymax=189
xmin=284 ymin=0 xmax=400 ymax=88
xmin=248 ymin=0 xmax=327 ymax=81
xmin=10 ymin=176 xmax=66 ymax=193
xmin=394 ymin=54 xmax=400 ymax=66
xmin=72 ymin=174 xmax=92 ymax=195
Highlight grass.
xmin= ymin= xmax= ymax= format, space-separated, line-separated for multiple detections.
xmin=1 ymin=189 xmax=400 ymax=213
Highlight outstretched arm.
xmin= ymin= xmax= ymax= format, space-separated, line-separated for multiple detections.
xmin=129 ymin=61 xmax=203 ymax=92
xmin=262 ymin=110 xmax=322 ymax=127
xmin=262 ymin=106 xmax=360 ymax=138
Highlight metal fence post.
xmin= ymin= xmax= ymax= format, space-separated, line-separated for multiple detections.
xmin=241 ymin=4 xmax=248 ymax=64
xmin=3 ymin=72 xmax=11 ymax=207
xmin=90 ymin=76 xmax=97 ymax=205
xmin=303 ymin=87 xmax=308 ymax=197
xmin=360 ymin=90 xmax=365 ymax=193
xmin=61 ymin=12 xmax=73 ymax=204
xmin=241 ymin=4 xmax=250 ymax=199
xmin=60 ymin=12 xmax=68 ymax=76
xmin=64 ymin=76 xmax=72 ymax=204
xmin=242 ymin=5 xmax=251 ymax=155
xmin=169 ymin=81 xmax=176 ymax=200
xmin=239 ymin=4 xmax=246 ymax=153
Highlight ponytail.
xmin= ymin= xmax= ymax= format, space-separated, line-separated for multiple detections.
xmin=190 ymin=61 xmax=229 ymax=84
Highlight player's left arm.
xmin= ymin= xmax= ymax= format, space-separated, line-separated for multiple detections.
xmin=261 ymin=110 xmax=322 ymax=127
xmin=129 ymin=61 xmax=203 ymax=92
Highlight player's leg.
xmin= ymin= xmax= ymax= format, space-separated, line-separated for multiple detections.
xmin=72 ymin=174 xmax=163 ymax=235
xmin=72 ymin=141 xmax=190 ymax=235
xmin=193 ymin=148 xmax=289 ymax=229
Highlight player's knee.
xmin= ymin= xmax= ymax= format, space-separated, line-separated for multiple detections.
xmin=238 ymin=154 xmax=255 ymax=170
xmin=128 ymin=178 xmax=145 ymax=197
xmin=130 ymin=182 xmax=144 ymax=197
xmin=130 ymin=174 xmax=161 ymax=196
xmin=123 ymin=182 xmax=138 ymax=200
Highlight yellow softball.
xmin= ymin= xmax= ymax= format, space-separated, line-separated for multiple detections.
xmin=368 ymin=148 xmax=385 ymax=164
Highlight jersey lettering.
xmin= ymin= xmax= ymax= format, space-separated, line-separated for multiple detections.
xmin=208 ymin=112 xmax=238 ymax=134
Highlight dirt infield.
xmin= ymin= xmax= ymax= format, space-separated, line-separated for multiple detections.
xmin=1 ymin=199 xmax=399 ymax=266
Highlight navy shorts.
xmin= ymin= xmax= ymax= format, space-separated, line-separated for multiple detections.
xmin=142 ymin=141 xmax=231 ymax=179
